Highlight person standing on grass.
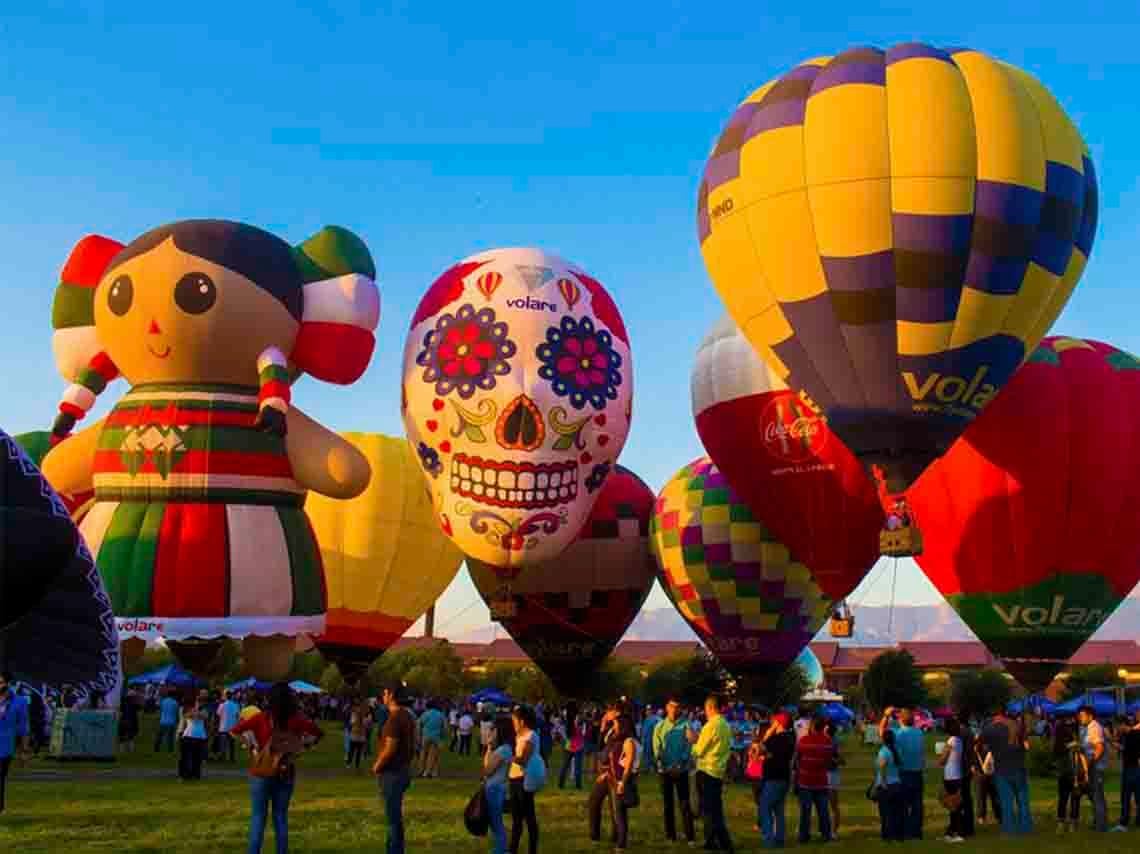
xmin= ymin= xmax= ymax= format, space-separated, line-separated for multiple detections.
xmin=1112 ymin=708 xmax=1140 ymax=831
xmin=877 ymin=729 xmax=905 ymax=842
xmin=981 ymin=708 xmax=1032 ymax=835
xmin=372 ymin=684 xmax=416 ymax=854
xmin=0 ymin=672 xmax=29 ymax=815
xmin=795 ymin=715 xmax=833 ymax=844
xmin=232 ymin=682 xmax=323 ymax=854
xmin=938 ymin=718 xmax=967 ymax=842
xmin=641 ymin=705 xmax=661 ymax=772
xmin=559 ymin=710 xmax=586 ymax=790
xmin=973 ymin=729 xmax=1001 ymax=827
xmin=418 ymin=702 xmax=446 ymax=778
xmin=654 ymin=697 xmax=695 ymax=845
xmin=881 ymin=706 xmax=926 ymax=840
xmin=118 ymin=687 xmax=141 ymax=754
xmin=459 ymin=707 xmax=475 ymax=756
xmin=508 ymin=704 xmax=541 ymax=854
xmin=757 ymin=711 xmax=795 ymax=849
xmin=178 ymin=693 xmax=209 ymax=781
xmin=218 ymin=690 xmax=242 ymax=763
xmin=155 ymin=688 xmax=180 ymax=753
xmin=449 ymin=705 xmax=460 ymax=752
xmin=346 ymin=701 xmax=370 ymax=771
xmin=825 ymin=720 xmax=844 ymax=841
xmin=1053 ymin=717 xmax=1082 ymax=833
xmin=1078 ymin=705 xmax=1109 ymax=831
xmin=688 ymin=693 xmax=735 ymax=853
xmin=483 ymin=716 xmax=515 ymax=854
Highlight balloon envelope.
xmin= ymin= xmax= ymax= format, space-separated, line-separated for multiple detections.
xmin=306 ymin=433 xmax=464 ymax=678
xmin=467 ymin=465 xmax=656 ymax=696
xmin=698 ymin=44 xmax=1099 ymax=492
xmin=909 ymin=337 xmax=1140 ymax=691
xmin=649 ymin=457 xmax=831 ymax=679
xmin=692 ymin=314 xmax=882 ymax=600
xmin=13 ymin=431 xmax=94 ymax=520
xmin=1 ymin=428 xmax=120 ymax=699
xmin=402 ymin=248 xmax=633 ymax=574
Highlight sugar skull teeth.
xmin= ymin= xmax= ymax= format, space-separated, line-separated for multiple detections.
xmin=451 ymin=453 xmax=578 ymax=509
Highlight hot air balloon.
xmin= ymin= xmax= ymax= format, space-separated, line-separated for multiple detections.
xmin=14 ymin=431 xmax=95 ymax=521
xmin=467 ymin=464 xmax=656 ymax=696
xmin=305 ymin=432 xmax=464 ymax=682
xmin=38 ymin=220 xmax=379 ymax=680
xmin=692 ymin=314 xmax=882 ymax=603
xmin=2 ymin=428 xmax=120 ymax=700
xmin=909 ymin=337 xmax=1140 ymax=692
xmin=402 ymin=248 xmax=633 ymax=612
xmin=649 ymin=457 xmax=831 ymax=679
xmin=697 ymin=44 xmax=1099 ymax=521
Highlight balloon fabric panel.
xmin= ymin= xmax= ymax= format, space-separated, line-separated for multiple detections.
xmin=909 ymin=338 xmax=1140 ymax=690
xmin=698 ymin=44 xmax=1098 ymax=491
xmin=649 ymin=457 xmax=831 ymax=680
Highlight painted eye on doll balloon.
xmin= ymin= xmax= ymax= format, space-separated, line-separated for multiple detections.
xmin=174 ymin=272 xmax=217 ymax=315
xmin=107 ymin=275 xmax=134 ymax=316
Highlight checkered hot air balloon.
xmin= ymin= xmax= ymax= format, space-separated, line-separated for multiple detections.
xmin=649 ymin=457 xmax=831 ymax=680
xmin=698 ymin=44 xmax=1099 ymax=498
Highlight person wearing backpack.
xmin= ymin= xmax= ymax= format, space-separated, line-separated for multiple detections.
xmin=508 ymin=704 xmax=541 ymax=854
xmin=231 ymin=682 xmax=323 ymax=854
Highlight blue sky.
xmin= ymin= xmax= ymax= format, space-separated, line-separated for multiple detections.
xmin=2 ymin=2 xmax=1138 ymax=637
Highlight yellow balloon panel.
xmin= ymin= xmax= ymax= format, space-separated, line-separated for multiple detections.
xmin=306 ymin=432 xmax=463 ymax=653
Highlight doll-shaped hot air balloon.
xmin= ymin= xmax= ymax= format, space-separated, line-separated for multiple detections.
xmin=39 ymin=220 xmax=379 ymax=679
xmin=402 ymin=248 xmax=633 ymax=611
xmin=15 ymin=431 xmax=95 ymax=521
xmin=649 ymin=457 xmax=832 ymax=680
xmin=2 ymin=428 xmax=120 ymax=699
xmin=909 ymin=338 xmax=1140 ymax=692
xmin=305 ymin=432 xmax=464 ymax=682
xmin=698 ymin=43 xmax=1099 ymax=549
xmin=692 ymin=315 xmax=882 ymax=603
xmin=467 ymin=464 xmax=656 ymax=696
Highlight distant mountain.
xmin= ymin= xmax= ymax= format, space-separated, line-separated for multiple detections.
xmin=449 ymin=596 xmax=1140 ymax=646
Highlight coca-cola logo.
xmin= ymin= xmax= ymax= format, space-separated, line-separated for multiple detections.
xmin=759 ymin=393 xmax=828 ymax=463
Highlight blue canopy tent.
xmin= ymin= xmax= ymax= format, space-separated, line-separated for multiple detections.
xmin=226 ymin=676 xmax=274 ymax=693
xmin=289 ymin=680 xmax=323 ymax=695
xmin=127 ymin=664 xmax=203 ymax=689
xmin=470 ymin=688 xmax=512 ymax=706
xmin=820 ymin=702 xmax=856 ymax=725
xmin=1128 ymin=699 xmax=1140 ymax=716
xmin=1007 ymin=694 xmax=1058 ymax=716
xmin=1052 ymin=692 xmax=1120 ymax=718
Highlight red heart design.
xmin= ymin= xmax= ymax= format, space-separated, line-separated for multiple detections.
xmin=440 ymin=441 xmax=452 ymax=453
xmin=426 ymin=420 xmax=439 ymax=432
xmin=432 ymin=399 xmax=445 ymax=411
xmin=597 ymin=434 xmax=610 ymax=447
xmin=580 ymin=452 xmax=592 ymax=464
xmin=594 ymin=414 xmax=606 ymax=427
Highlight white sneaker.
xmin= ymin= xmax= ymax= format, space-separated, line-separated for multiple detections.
xmin=948 ymin=836 xmax=965 ymax=844
xmin=1110 ymin=825 xmax=1128 ymax=833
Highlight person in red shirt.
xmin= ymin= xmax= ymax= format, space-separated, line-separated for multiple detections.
xmin=795 ymin=716 xmax=834 ymax=844
xmin=232 ymin=682 xmax=323 ymax=854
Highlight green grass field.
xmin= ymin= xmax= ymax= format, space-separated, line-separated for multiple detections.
xmin=2 ymin=716 xmax=1137 ymax=852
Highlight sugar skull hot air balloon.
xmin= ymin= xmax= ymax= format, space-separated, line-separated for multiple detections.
xmin=649 ymin=457 xmax=831 ymax=679
xmin=467 ymin=464 xmax=656 ymax=696
xmin=402 ymin=248 xmax=633 ymax=586
xmin=38 ymin=220 xmax=379 ymax=679
xmin=692 ymin=315 xmax=882 ymax=601
xmin=305 ymin=432 xmax=464 ymax=682
xmin=2 ymin=428 xmax=120 ymax=699
xmin=697 ymin=44 xmax=1099 ymax=519
xmin=909 ymin=337 xmax=1140 ymax=692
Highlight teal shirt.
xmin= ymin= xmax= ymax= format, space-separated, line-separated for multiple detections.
xmin=420 ymin=708 xmax=446 ymax=743
xmin=652 ymin=717 xmax=692 ymax=771
xmin=893 ymin=724 xmax=926 ymax=772
xmin=877 ymin=746 xmax=901 ymax=785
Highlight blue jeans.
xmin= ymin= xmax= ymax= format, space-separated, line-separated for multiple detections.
xmin=878 ymin=783 xmax=904 ymax=841
xmin=995 ymin=771 xmax=1032 ymax=835
xmin=485 ymin=781 xmax=507 ymax=854
xmin=248 ymin=776 xmax=294 ymax=854
xmin=759 ymin=780 xmax=789 ymax=846
xmin=1121 ymin=767 xmax=1140 ymax=826
xmin=797 ymin=787 xmax=831 ymax=843
xmin=380 ymin=769 xmax=411 ymax=854
xmin=154 ymin=724 xmax=175 ymax=752
xmin=900 ymin=771 xmax=923 ymax=840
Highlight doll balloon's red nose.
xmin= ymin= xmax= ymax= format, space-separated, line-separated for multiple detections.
xmin=148 ymin=319 xmax=162 ymax=335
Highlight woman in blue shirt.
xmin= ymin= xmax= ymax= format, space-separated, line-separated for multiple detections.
xmin=178 ymin=694 xmax=209 ymax=780
xmin=0 ymin=672 xmax=30 ymax=814
xmin=877 ymin=729 xmax=904 ymax=841
xmin=483 ymin=717 xmax=515 ymax=854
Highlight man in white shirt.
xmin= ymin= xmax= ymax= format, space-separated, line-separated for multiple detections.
xmin=458 ymin=709 xmax=475 ymax=755
xmin=448 ymin=707 xmax=460 ymax=752
xmin=479 ymin=714 xmax=495 ymax=751
xmin=1078 ymin=705 xmax=1108 ymax=832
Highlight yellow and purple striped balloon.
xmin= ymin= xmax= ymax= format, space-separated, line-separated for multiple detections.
xmin=697 ymin=44 xmax=1098 ymax=492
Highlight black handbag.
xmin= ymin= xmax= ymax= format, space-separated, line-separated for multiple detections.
xmin=616 ymin=776 xmax=640 ymax=808
xmin=865 ymin=781 xmax=883 ymax=802
xmin=464 ymin=786 xmax=490 ymax=837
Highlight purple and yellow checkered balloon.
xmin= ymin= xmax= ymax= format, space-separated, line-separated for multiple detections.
xmin=649 ymin=456 xmax=831 ymax=679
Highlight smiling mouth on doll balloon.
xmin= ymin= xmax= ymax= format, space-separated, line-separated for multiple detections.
xmin=451 ymin=453 xmax=578 ymax=510
xmin=147 ymin=343 xmax=172 ymax=359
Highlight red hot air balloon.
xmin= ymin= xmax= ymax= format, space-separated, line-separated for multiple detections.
xmin=467 ymin=465 xmax=656 ymax=696
xmin=909 ymin=337 xmax=1140 ymax=691
xmin=692 ymin=315 xmax=883 ymax=602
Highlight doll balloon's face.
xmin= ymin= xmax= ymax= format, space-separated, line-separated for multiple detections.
xmin=402 ymin=248 xmax=633 ymax=574
xmin=93 ymin=237 xmax=299 ymax=385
